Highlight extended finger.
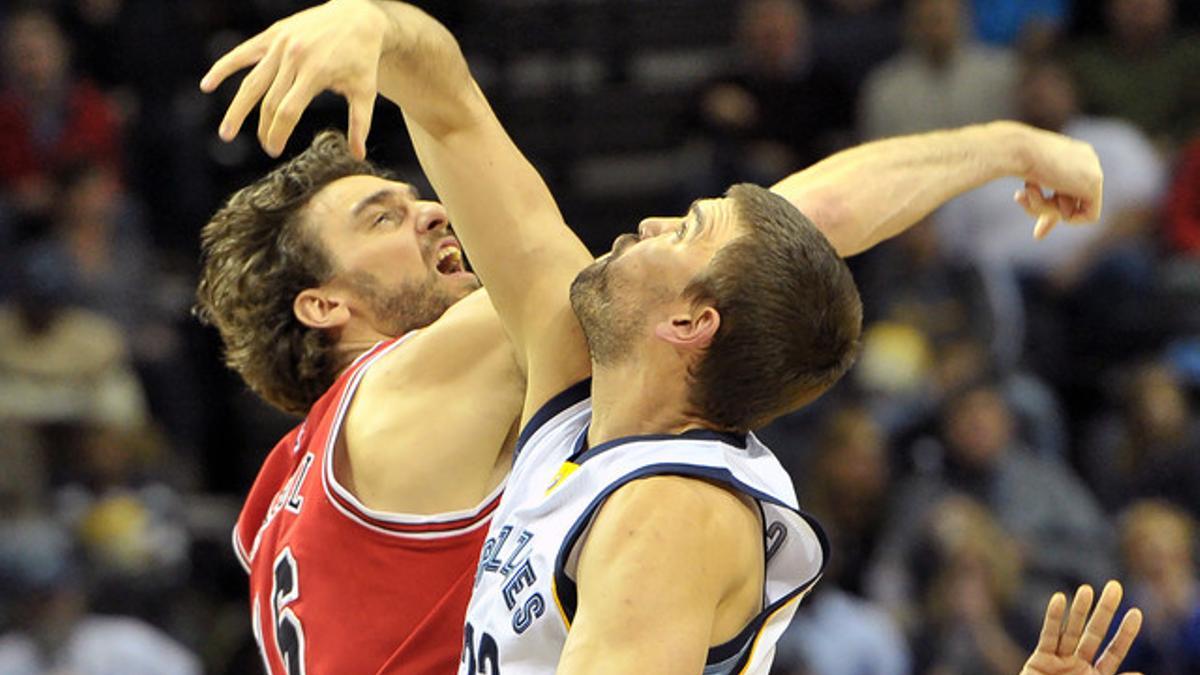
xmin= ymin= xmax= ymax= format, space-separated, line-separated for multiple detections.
xmin=1059 ymin=584 xmax=1094 ymax=656
xmin=1034 ymin=213 xmax=1060 ymax=240
xmin=201 ymin=30 xmax=272 ymax=93
xmin=265 ymin=77 xmax=320 ymax=157
xmin=1035 ymin=592 xmax=1067 ymax=655
xmin=259 ymin=49 xmax=298 ymax=150
xmin=1095 ymin=608 xmax=1142 ymax=675
xmin=347 ymin=89 xmax=376 ymax=160
xmin=220 ymin=38 xmax=285 ymax=141
xmin=1077 ymin=580 xmax=1123 ymax=663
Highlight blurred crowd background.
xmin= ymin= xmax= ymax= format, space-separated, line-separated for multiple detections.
xmin=0 ymin=0 xmax=1198 ymax=673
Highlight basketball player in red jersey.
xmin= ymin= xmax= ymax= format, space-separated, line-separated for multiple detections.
xmin=197 ymin=2 xmax=1118 ymax=673
xmin=196 ymin=135 xmax=520 ymax=675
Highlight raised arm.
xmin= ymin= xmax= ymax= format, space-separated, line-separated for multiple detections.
xmin=373 ymin=4 xmax=595 ymax=417
xmin=201 ymin=0 xmax=594 ymax=420
xmin=772 ymin=121 xmax=1104 ymax=257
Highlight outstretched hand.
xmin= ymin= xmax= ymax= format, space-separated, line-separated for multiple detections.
xmin=199 ymin=0 xmax=387 ymax=159
xmin=1020 ymin=580 xmax=1143 ymax=675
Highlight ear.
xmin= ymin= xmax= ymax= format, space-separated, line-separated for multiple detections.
xmin=654 ymin=304 xmax=720 ymax=352
xmin=294 ymin=288 xmax=351 ymax=330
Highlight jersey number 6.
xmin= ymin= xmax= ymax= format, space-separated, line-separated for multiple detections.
xmin=272 ymin=548 xmax=307 ymax=675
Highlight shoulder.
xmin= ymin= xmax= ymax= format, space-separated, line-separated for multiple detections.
xmin=591 ymin=475 xmax=760 ymax=557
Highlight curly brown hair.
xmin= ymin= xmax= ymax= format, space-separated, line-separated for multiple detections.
xmin=195 ymin=131 xmax=391 ymax=415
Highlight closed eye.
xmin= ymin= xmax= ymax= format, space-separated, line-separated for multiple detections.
xmin=372 ymin=209 xmax=404 ymax=228
xmin=676 ymin=222 xmax=688 ymax=241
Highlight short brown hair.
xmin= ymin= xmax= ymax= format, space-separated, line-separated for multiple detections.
xmin=195 ymin=131 xmax=391 ymax=415
xmin=683 ymin=184 xmax=862 ymax=431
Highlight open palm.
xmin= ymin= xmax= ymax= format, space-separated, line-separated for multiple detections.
xmin=1020 ymin=581 xmax=1144 ymax=675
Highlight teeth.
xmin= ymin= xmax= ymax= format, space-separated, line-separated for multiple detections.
xmin=437 ymin=246 xmax=463 ymax=272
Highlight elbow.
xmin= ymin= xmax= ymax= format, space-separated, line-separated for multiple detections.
xmin=797 ymin=189 xmax=859 ymax=257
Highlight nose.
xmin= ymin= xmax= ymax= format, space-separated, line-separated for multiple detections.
xmin=415 ymin=200 xmax=449 ymax=235
xmin=637 ymin=217 xmax=675 ymax=238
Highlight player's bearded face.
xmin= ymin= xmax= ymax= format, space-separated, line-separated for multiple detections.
xmin=345 ymin=267 xmax=462 ymax=336
xmin=569 ymin=253 xmax=645 ymax=367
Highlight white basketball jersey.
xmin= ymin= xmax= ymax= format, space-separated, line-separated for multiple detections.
xmin=459 ymin=380 xmax=827 ymax=674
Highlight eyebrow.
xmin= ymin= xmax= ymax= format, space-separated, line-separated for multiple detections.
xmin=687 ymin=201 xmax=707 ymax=240
xmin=350 ymin=184 xmax=420 ymax=217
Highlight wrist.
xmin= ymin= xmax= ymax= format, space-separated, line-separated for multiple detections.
xmin=369 ymin=0 xmax=417 ymax=57
xmin=979 ymin=120 xmax=1036 ymax=178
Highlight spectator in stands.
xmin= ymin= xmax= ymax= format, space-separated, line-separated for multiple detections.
xmin=968 ymin=0 xmax=1069 ymax=49
xmin=912 ymin=496 xmax=1037 ymax=675
xmin=1116 ymin=500 xmax=1200 ymax=674
xmin=0 ymin=7 xmax=121 ymax=218
xmin=808 ymin=0 xmax=903 ymax=96
xmin=858 ymin=0 xmax=1016 ymax=139
xmin=28 ymin=159 xmax=204 ymax=459
xmin=1068 ymin=0 xmax=1200 ymax=148
xmin=0 ymin=247 xmax=147 ymax=429
xmin=1086 ymin=362 xmax=1200 ymax=517
xmin=1166 ymin=136 xmax=1200 ymax=256
xmin=935 ymin=56 xmax=1166 ymax=380
xmin=775 ymin=566 xmax=911 ymax=675
xmin=801 ymin=405 xmax=894 ymax=596
xmin=691 ymin=0 xmax=855 ymax=193
xmin=56 ymin=423 xmax=191 ymax=596
xmin=867 ymin=379 xmax=1114 ymax=631
xmin=39 ymin=160 xmax=155 ymax=336
xmin=857 ymin=217 xmax=995 ymax=348
xmin=0 ymin=518 xmax=201 ymax=675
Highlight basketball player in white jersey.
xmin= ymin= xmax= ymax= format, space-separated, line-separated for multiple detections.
xmin=202 ymin=1 xmax=1143 ymax=673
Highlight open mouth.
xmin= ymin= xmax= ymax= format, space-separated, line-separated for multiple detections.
xmin=436 ymin=244 xmax=466 ymax=275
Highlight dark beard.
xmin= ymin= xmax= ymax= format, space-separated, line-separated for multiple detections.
xmin=346 ymin=270 xmax=469 ymax=336
xmin=569 ymin=258 xmax=640 ymax=366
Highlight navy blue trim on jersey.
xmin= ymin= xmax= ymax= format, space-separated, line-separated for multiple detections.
xmin=569 ymin=428 xmax=748 ymax=465
xmin=514 ymin=379 xmax=592 ymax=461
xmin=551 ymin=462 xmax=828 ymax=670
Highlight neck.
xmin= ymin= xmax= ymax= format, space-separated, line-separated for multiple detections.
xmin=587 ymin=358 xmax=705 ymax=447
xmin=332 ymin=326 xmax=403 ymax=374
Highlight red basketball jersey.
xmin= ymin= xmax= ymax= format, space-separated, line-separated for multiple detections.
xmin=233 ymin=336 xmax=502 ymax=674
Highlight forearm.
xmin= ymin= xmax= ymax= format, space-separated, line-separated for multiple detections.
xmin=371 ymin=0 xmax=481 ymax=137
xmin=366 ymin=1 xmax=593 ymax=410
xmin=772 ymin=121 xmax=1035 ymax=257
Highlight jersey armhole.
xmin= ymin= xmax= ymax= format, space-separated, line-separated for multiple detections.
xmin=550 ymin=463 xmax=829 ymax=672
xmin=514 ymin=378 xmax=591 ymax=462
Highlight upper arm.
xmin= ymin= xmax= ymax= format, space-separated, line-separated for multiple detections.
xmin=344 ymin=290 xmax=524 ymax=512
xmin=556 ymin=476 xmax=761 ymax=675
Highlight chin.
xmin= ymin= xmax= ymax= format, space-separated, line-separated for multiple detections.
xmin=440 ymin=270 xmax=481 ymax=297
xmin=569 ymin=259 xmax=643 ymax=366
